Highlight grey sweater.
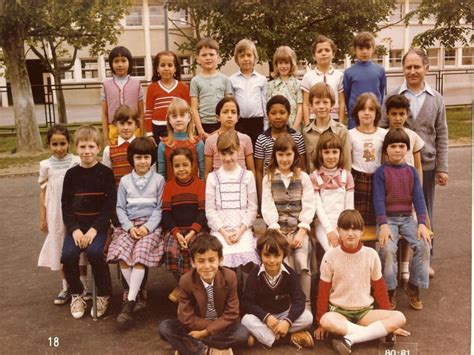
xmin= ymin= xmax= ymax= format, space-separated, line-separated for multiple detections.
xmin=380 ymin=85 xmax=448 ymax=173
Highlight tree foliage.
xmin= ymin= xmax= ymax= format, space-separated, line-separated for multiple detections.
xmin=167 ymin=0 xmax=397 ymax=67
xmin=27 ymin=0 xmax=130 ymax=123
xmin=404 ymin=0 xmax=473 ymax=49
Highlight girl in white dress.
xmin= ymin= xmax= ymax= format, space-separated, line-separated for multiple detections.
xmin=38 ymin=125 xmax=88 ymax=305
xmin=205 ymin=131 xmax=259 ymax=274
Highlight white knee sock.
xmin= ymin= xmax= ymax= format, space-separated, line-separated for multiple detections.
xmin=345 ymin=320 xmax=366 ymax=335
xmin=345 ymin=320 xmax=388 ymax=345
xmin=299 ymin=271 xmax=312 ymax=309
xmin=401 ymin=262 xmax=409 ymax=273
xmin=120 ymin=267 xmax=132 ymax=286
xmin=128 ymin=268 xmax=145 ymax=302
xmin=62 ymin=278 xmax=68 ymax=291
xmin=80 ymin=275 xmax=88 ymax=290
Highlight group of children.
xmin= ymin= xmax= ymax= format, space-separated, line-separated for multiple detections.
xmin=37 ymin=31 xmax=435 ymax=354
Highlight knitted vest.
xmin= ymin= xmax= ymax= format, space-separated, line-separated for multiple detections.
xmin=271 ymin=173 xmax=303 ymax=234
xmin=103 ymin=77 xmax=141 ymax=123
xmin=110 ymin=142 xmax=133 ymax=187
xmin=164 ymin=139 xmax=199 ymax=181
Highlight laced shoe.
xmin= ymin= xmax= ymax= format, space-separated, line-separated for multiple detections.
xmin=82 ymin=289 xmax=93 ymax=302
xmin=290 ymin=330 xmax=314 ymax=350
xmin=54 ymin=288 xmax=71 ymax=305
xmin=70 ymin=294 xmax=86 ymax=319
xmin=331 ymin=336 xmax=352 ymax=354
xmin=134 ymin=289 xmax=148 ymax=312
xmin=168 ymin=287 xmax=180 ymax=304
xmin=405 ymin=283 xmax=423 ymax=310
xmin=117 ymin=300 xmax=135 ymax=327
xmin=91 ymin=295 xmax=109 ymax=318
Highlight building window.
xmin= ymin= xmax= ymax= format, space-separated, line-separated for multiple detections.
xmin=81 ymin=59 xmax=99 ymax=79
xmin=126 ymin=3 xmax=143 ymax=27
xmin=149 ymin=1 xmax=165 ymax=26
xmin=371 ymin=52 xmax=384 ymax=66
xmin=444 ymin=48 xmax=456 ymax=66
xmin=179 ymin=56 xmax=191 ymax=76
xmin=389 ymin=3 xmax=404 ymax=23
xmin=105 ymin=61 xmax=112 ymax=78
xmin=59 ymin=60 xmax=74 ymax=80
xmin=427 ymin=48 xmax=439 ymax=67
xmin=461 ymin=47 xmax=473 ymax=66
xmin=389 ymin=49 xmax=402 ymax=68
xmin=131 ymin=57 xmax=146 ymax=77
xmin=169 ymin=8 xmax=188 ymax=25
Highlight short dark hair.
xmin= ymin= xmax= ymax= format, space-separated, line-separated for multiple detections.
xmin=351 ymin=92 xmax=381 ymax=127
xmin=152 ymin=50 xmax=182 ymax=82
xmin=402 ymin=48 xmax=429 ymax=66
xmin=170 ymin=147 xmax=194 ymax=166
xmin=266 ymin=95 xmax=290 ymax=115
xmin=309 ymin=82 xmax=335 ymax=106
xmin=112 ymin=105 xmax=140 ymax=126
xmin=311 ymin=35 xmax=337 ymax=57
xmin=47 ymin=124 xmax=71 ymax=145
xmin=353 ymin=32 xmax=375 ymax=49
xmin=385 ymin=94 xmax=410 ymax=114
xmin=215 ymin=96 xmax=240 ymax=117
xmin=196 ymin=38 xmax=219 ymax=55
xmin=108 ymin=46 xmax=133 ymax=75
xmin=190 ymin=233 xmax=223 ymax=260
xmin=314 ymin=131 xmax=344 ymax=170
xmin=337 ymin=209 xmax=365 ymax=231
xmin=382 ymin=128 xmax=411 ymax=154
xmin=127 ymin=137 xmax=157 ymax=167
xmin=257 ymin=229 xmax=290 ymax=259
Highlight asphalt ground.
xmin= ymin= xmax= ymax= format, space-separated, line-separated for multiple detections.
xmin=0 ymin=146 xmax=471 ymax=354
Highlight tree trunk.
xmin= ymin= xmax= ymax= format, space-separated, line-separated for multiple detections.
xmin=2 ymin=29 xmax=43 ymax=152
xmin=52 ymin=71 xmax=68 ymax=124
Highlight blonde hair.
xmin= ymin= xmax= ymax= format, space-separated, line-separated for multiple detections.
xmin=74 ymin=125 xmax=101 ymax=147
xmin=271 ymin=46 xmax=298 ymax=78
xmin=216 ymin=130 xmax=240 ymax=153
xmin=234 ymin=39 xmax=258 ymax=64
xmin=165 ymin=98 xmax=197 ymax=147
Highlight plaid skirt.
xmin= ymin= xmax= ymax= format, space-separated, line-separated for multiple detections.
xmin=352 ymin=169 xmax=376 ymax=226
xmin=163 ymin=229 xmax=198 ymax=276
xmin=106 ymin=217 xmax=164 ymax=267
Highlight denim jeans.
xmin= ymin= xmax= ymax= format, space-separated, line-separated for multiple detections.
xmin=377 ymin=216 xmax=431 ymax=290
xmin=61 ymin=232 xmax=111 ymax=296
xmin=158 ymin=319 xmax=249 ymax=355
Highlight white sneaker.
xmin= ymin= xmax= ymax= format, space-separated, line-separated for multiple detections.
xmin=91 ymin=295 xmax=109 ymax=318
xmin=70 ymin=294 xmax=86 ymax=319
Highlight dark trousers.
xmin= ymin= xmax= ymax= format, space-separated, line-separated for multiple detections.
xmin=235 ymin=116 xmax=263 ymax=147
xmin=158 ymin=319 xmax=249 ymax=355
xmin=202 ymin=122 xmax=221 ymax=135
xmin=61 ymin=232 xmax=111 ymax=296
xmin=423 ymin=169 xmax=436 ymax=257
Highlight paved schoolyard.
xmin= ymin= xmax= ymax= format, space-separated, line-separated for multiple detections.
xmin=0 ymin=146 xmax=470 ymax=354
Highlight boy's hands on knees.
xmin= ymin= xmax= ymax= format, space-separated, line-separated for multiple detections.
xmin=417 ymin=223 xmax=431 ymax=246
xmin=314 ymin=326 xmax=327 ymax=340
xmin=274 ymin=319 xmax=290 ymax=338
xmin=188 ymin=329 xmax=209 ymax=339
xmin=394 ymin=328 xmax=411 ymax=336
xmin=84 ymin=227 xmax=97 ymax=246
xmin=72 ymin=229 xmax=85 ymax=248
xmin=291 ymin=228 xmax=307 ymax=249
xmin=265 ymin=315 xmax=279 ymax=332
xmin=378 ymin=224 xmax=392 ymax=248
xmin=327 ymin=230 xmax=339 ymax=247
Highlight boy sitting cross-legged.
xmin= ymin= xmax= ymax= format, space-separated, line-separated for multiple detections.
xmin=241 ymin=229 xmax=314 ymax=350
xmin=315 ymin=209 xmax=409 ymax=354
xmin=158 ymin=233 xmax=249 ymax=355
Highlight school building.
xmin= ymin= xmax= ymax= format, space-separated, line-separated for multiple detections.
xmin=0 ymin=0 xmax=472 ymax=108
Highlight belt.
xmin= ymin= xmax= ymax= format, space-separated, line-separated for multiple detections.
xmin=387 ymin=212 xmax=412 ymax=217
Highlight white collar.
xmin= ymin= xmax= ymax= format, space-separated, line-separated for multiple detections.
xmin=314 ymin=66 xmax=335 ymax=75
xmin=201 ymin=278 xmax=214 ymax=288
xmin=399 ymin=80 xmax=435 ymax=96
xmin=117 ymin=135 xmax=136 ymax=146
xmin=257 ymin=263 xmax=290 ymax=277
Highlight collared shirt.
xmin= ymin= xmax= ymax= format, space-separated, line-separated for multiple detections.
xmin=257 ymin=263 xmax=290 ymax=287
xmin=132 ymin=169 xmax=152 ymax=190
xmin=101 ymin=135 xmax=136 ymax=169
xmin=301 ymin=66 xmax=344 ymax=121
xmin=229 ymin=70 xmax=267 ymax=127
xmin=398 ymin=81 xmax=435 ymax=119
xmin=266 ymin=76 xmax=303 ymax=126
